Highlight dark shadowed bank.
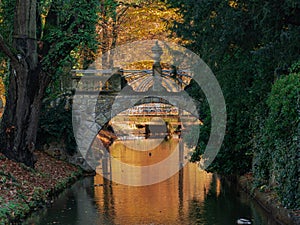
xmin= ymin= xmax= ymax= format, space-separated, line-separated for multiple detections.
xmin=238 ymin=174 xmax=300 ymax=225
xmin=0 ymin=151 xmax=87 ymax=224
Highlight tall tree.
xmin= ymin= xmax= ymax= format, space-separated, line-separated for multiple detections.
xmin=0 ymin=0 xmax=98 ymax=167
xmin=96 ymin=0 xmax=181 ymax=69
xmin=97 ymin=0 xmax=143 ymax=68
xmin=166 ymin=0 xmax=300 ymax=174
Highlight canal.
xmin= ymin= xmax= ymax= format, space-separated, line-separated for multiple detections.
xmin=25 ymin=136 xmax=279 ymax=225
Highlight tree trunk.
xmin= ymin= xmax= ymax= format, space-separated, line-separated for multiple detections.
xmin=0 ymin=0 xmax=47 ymax=167
xmin=0 ymin=63 xmax=40 ymax=167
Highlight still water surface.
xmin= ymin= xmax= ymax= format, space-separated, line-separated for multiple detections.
xmin=25 ymin=138 xmax=278 ymax=225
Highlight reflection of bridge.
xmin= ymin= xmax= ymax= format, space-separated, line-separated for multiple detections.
xmin=71 ymin=42 xmax=200 ymax=174
xmin=124 ymin=104 xmax=178 ymax=116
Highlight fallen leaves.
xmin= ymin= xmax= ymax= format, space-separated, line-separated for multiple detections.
xmin=0 ymin=151 xmax=82 ymax=223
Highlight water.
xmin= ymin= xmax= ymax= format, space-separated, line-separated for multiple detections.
xmin=25 ymin=138 xmax=279 ymax=225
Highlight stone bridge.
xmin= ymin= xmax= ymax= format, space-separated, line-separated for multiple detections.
xmin=71 ymin=42 xmax=199 ymax=171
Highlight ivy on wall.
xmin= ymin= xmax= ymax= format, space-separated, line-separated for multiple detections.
xmin=253 ymin=62 xmax=300 ymax=209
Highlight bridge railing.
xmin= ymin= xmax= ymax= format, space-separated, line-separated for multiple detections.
xmin=71 ymin=68 xmax=125 ymax=94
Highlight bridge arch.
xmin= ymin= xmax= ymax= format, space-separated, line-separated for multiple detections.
xmin=71 ymin=40 xmax=226 ymax=185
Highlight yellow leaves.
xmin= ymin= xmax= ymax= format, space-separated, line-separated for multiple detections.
xmin=0 ymin=77 xmax=5 ymax=94
xmin=210 ymin=10 xmax=217 ymax=18
xmin=0 ymin=77 xmax=5 ymax=113
xmin=228 ymin=1 xmax=248 ymax=11
xmin=117 ymin=1 xmax=183 ymax=45
xmin=124 ymin=60 xmax=153 ymax=70
xmin=229 ymin=0 xmax=238 ymax=9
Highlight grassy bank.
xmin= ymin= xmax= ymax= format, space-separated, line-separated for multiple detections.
xmin=238 ymin=174 xmax=300 ymax=225
xmin=0 ymin=151 xmax=83 ymax=224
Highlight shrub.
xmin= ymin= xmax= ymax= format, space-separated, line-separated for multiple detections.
xmin=37 ymin=92 xmax=77 ymax=155
xmin=253 ymin=63 xmax=300 ymax=209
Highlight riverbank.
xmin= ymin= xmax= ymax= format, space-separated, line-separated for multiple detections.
xmin=238 ymin=174 xmax=300 ymax=225
xmin=0 ymin=151 xmax=84 ymax=224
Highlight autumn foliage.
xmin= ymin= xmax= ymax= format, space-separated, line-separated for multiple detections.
xmin=0 ymin=151 xmax=82 ymax=224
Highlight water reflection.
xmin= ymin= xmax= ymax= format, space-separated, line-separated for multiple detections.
xmin=94 ymin=162 xmax=213 ymax=225
xmin=25 ymin=166 xmax=279 ymax=225
xmin=99 ymin=138 xmax=188 ymax=185
xmin=25 ymin=137 xmax=279 ymax=225
xmin=91 ymin=137 xmax=277 ymax=225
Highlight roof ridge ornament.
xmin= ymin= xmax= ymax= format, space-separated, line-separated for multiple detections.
xmin=151 ymin=41 xmax=163 ymax=64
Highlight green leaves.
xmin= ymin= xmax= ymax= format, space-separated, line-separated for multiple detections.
xmin=38 ymin=93 xmax=77 ymax=155
xmin=40 ymin=0 xmax=99 ymax=77
xmin=253 ymin=66 xmax=300 ymax=209
xmin=167 ymin=1 xmax=300 ymax=209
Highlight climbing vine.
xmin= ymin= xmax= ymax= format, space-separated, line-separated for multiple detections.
xmin=253 ymin=62 xmax=300 ymax=209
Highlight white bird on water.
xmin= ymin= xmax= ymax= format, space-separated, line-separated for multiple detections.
xmin=237 ymin=218 xmax=252 ymax=224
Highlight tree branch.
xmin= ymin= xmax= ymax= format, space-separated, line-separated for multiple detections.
xmin=0 ymin=34 xmax=17 ymax=63
xmin=116 ymin=6 xmax=130 ymax=22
